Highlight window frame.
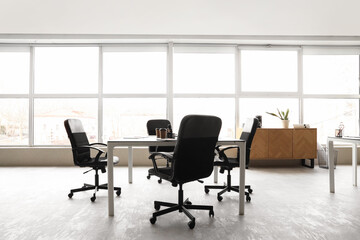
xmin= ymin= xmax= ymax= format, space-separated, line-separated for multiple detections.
xmin=0 ymin=44 xmax=359 ymax=146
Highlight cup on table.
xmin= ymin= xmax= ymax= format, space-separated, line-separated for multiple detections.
xmin=155 ymin=128 xmax=160 ymax=138
xmin=335 ymin=129 xmax=343 ymax=137
xmin=160 ymin=128 xmax=167 ymax=139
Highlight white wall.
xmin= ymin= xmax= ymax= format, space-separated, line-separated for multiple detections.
xmin=0 ymin=0 xmax=359 ymax=36
xmin=0 ymin=147 xmax=358 ymax=167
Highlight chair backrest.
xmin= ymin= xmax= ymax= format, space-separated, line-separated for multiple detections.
xmin=172 ymin=115 xmax=222 ymax=184
xmin=240 ymin=118 xmax=259 ymax=166
xmin=64 ymin=119 xmax=90 ymax=166
xmin=147 ymin=119 xmax=174 ymax=153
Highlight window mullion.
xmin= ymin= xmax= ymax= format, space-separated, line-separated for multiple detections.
xmin=298 ymin=48 xmax=304 ymax=124
xmin=167 ymin=42 xmax=174 ymax=124
xmin=29 ymin=46 xmax=35 ymax=146
xmin=98 ymin=46 xmax=103 ymax=143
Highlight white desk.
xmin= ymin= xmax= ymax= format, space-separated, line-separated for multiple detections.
xmin=107 ymin=137 xmax=246 ymax=216
xmin=327 ymin=136 xmax=359 ymax=193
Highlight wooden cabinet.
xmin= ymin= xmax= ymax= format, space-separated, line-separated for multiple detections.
xmin=293 ymin=129 xmax=317 ymax=159
xmin=250 ymin=128 xmax=317 ymax=167
xmin=268 ymin=129 xmax=293 ymax=159
xmin=250 ymin=129 xmax=268 ymax=159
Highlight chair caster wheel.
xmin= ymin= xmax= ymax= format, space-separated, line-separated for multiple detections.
xmin=209 ymin=209 xmax=214 ymax=217
xmin=188 ymin=220 xmax=195 ymax=229
xmin=147 ymin=175 xmax=150 ymax=180
xmin=248 ymin=188 xmax=253 ymax=194
xmin=154 ymin=203 xmax=160 ymax=210
xmin=158 ymin=179 xmax=162 ymax=184
xmin=116 ymin=189 xmax=121 ymax=196
xmin=68 ymin=193 xmax=73 ymax=198
xmin=184 ymin=198 xmax=192 ymax=205
xmin=150 ymin=217 xmax=157 ymax=224
xmin=90 ymin=194 xmax=96 ymax=202
xmin=217 ymin=195 xmax=223 ymax=202
xmin=204 ymin=187 xmax=209 ymax=194
xmin=246 ymin=196 xmax=251 ymax=202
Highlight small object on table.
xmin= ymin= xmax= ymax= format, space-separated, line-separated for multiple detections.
xmin=167 ymin=124 xmax=173 ymax=138
xmin=155 ymin=128 xmax=160 ymax=138
xmin=160 ymin=128 xmax=167 ymax=139
xmin=335 ymin=122 xmax=344 ymax=137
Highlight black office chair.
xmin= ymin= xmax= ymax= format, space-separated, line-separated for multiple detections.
xmin=204 ymin=118 xmax=258 ymax=202
xmin=146 ymin=119 xmax=175 ymax=183
xmin=64 ymin=119 xmax=121 ymax=202
xmin=148 ymin=115 xmax=222 ymax=229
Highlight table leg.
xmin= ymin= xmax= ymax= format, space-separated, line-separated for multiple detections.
xmin=213 ymin=166 xmax=218 ymax=183
xmin=352 ymin=143 xmax=357 ymax=186
xmin=239 ymin=142 xmax=245 ymax=215
xmin=128 ymin=146 xmax=133 ymax=184
xmin=328 ymin=140 xmax=335 ymax=193
xmin=107 ymin=144 xmax=114 ymax=216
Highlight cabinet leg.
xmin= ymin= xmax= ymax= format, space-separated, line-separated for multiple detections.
xmin=301 ymin=159 xmax=314 ymax=168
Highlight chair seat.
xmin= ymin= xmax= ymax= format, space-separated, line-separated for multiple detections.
xmin=214 ymin=158 xmax=239 ymax=169
xmin=79 ymin=156 xmax=119 ymax=167
xmin=148 ymin=167 xmax=172 ymax=181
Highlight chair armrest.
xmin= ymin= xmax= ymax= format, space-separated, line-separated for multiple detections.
xmin=89 ymin=142 xmax=107 ymax=147
xmin=75 ymin=145 xmax=105 ymax=162
xmin=148 ymin=152 xmax=174 ymax=172
xmin=216 ymin=145 xmax=240 ymax=164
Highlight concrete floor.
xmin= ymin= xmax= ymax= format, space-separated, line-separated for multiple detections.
xmin=1 ymin=166 xmax=360 ymax=240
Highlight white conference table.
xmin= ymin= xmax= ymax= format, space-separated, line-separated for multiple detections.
xmin=107 ymin=136 xmax=246 ymax=216
xmin=327 ymin=136 xmax=359 ymax=193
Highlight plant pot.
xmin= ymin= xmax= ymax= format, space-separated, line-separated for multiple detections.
xmin=282 ymin=120 xmax=290 ymax=128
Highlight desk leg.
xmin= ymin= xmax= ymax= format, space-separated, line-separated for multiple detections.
xmin=328 ymin=140 xmax=335 ymax=193
xmin=128 ymin=146 xmax=133 ymax=184
xmin=107 ymin=145 xmax=114 ymax=216
xmin=214 ymin=166 xmax=218 ymax=183
xmin=239 ymin=142 xmax=245 ymax=215
xmin=352 ymin=143 xmax=357 ymax=186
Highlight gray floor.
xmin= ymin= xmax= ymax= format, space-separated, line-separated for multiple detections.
xmin=1 ymin=166 xmax=360 ymax=240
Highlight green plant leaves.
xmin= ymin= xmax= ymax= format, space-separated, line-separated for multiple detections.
xmin=266 ymin=108 xmax=289 ymax=120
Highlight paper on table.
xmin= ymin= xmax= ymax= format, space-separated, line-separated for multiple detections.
xmin=123 ymin=136 xmax=147 ymax=139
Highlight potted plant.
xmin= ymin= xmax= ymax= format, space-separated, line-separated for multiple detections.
xmin=266 ymin=108 xmax=290 ymax=128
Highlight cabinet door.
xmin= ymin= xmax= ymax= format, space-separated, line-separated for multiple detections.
xmin=250 ymin=129 xmax=268 ymax=160
xmin=293 ymin=129 xmax=317 ymax=159
xmin=268 ymin=129 xmax=293 ymax=159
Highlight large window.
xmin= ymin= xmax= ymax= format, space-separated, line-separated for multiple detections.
xmin=0 ymin=48 xmax=29 ymax=94
xmin=103 ymin=98 xmax=166 ymax=141
xmin=239 ymin=98 xmax=299 ymax=129
xmin=303 ymin=54 xmax=359 ymax=94
xmin=103 ymin=46 xmax=167 ymax=93
xmin=241 ymin=50 xmax=298 ymax=92
xmin=173 ymin=98 xmax=235 ymax=138
xmin=34 ymin=47 xmax=99 ymax=94
xmin=173 ymin=46 xmax=235 ymax=94
xmin=303 ymin=99 xmax=359 ymax=143
xmin=303 ymin=49 xmax=360 ymax=142
xmin=0 ymin=99 xmax=29 ymax=145
xmin=0 ymin=44 xmax=359 ymax=146
xmin=0 ymin=47 xmax=30 ymax=145
xmin=173 ymin=46 xmax=236 ymax=138
xmin=34 ymin=99 xmax=98 ymax=145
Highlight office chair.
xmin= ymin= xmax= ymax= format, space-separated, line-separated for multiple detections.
xmin=204 ymin=118 xmax=258 ymax=202
xmin=146 ymin=119 xmax=175 ymax=183
xmin=64 ymin=119 xmax=121 ymax=202
xmin=148 ymin=115 xmax=222 ymax=229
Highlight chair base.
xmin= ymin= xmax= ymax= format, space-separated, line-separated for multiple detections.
xmin=68 ymin=168 xmax=121 ymax=202
xmin=147 ymin=170 xmax=162 ymax=184
xmin=204 ymin=170 xmax=252 ymax=202
xmin=150 ymin=184 xmax=214 ymax=229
